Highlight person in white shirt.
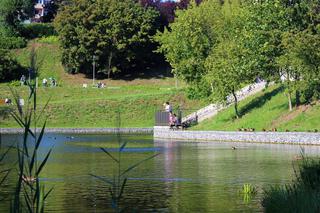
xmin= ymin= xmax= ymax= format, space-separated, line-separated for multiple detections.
xmin=164 ymin=102 xmax=172 ymax=112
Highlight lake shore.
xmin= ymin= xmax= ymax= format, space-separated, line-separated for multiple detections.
xmin=3 ymin=127 xmax=320 ymax=145
xmin=154 ymin=127 xmax=320 ymax=145
xmin=0 ymin=127 xmax=153 ymax=134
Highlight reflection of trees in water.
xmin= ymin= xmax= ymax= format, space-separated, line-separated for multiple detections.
xmin=3 ymin=135 xmax=320 ymax=211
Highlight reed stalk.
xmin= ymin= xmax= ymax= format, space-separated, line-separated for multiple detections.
xmin=91 ymin=110 xmax=159 ymax=212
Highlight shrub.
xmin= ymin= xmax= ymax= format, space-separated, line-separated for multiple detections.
xmin=0 ymin=49 xmax=24 ymax=82
xmin=0 ymin=36 xmax=27 ymax=49
xmin=36 ymin=36 xmax=59 ymax=44
xmin=20 ymin=23 xmax=57 ymax=39
xmin=262 ymin=157 xmax=320 ymax=212
xmin=186 ymin=82 xmax=211 ymax=100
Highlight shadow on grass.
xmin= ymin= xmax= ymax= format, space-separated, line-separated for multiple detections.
xmin=239 ymin=86 xmax=284 ymax=117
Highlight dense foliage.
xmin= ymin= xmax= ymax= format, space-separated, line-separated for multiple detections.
xmin=140 ymin=0 xmax=203 ymax=28
xmin=0 ymin=0 xmax=33 ymax=36
xmin=156 ymin=0 xmax=320 ymax=116
xmin=0 ymin=36 xmax=26 ymax=49
xmin=20 ymin=23 xmax=57 ymax=39
xmin=0 ymin=49 xmax=23 ymax=82
xmin=262 ymin=157 xmax=320 ymax=212
xmin=55 ymin=0 xmax=159 ymax=76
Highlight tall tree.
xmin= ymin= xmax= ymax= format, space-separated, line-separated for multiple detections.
xmin=55 ymin=0 xmax=159 ymax=76
xmin=0 ymin=0 xmax=33 ymax=36
xmin=277 ymin=31 xmax=320 ymax=110
xmin=155 ymin=0 xmax=222 ymax=87
xmin=205 ymin=7 xmax=256 ymax=118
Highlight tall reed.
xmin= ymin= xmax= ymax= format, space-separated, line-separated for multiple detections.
xmin=9 ymin=46 xmax=53 ymax=213
xmin=262 ymin=155 xmax=320 ymax=212
xmin=91 ymin=111 xmax=160 ymax=212
xmin=0 ymin=133 xmax=12 ymax=201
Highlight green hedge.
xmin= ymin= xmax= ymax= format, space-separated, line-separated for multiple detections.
xmin=20 ymin=23 xmax=57 ymax=39
xmin=0 ymin=36 xmax=27 ymax=49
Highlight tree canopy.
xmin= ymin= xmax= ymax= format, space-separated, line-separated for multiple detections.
xmin=156 ymin=0 xmax=320 ymax=117
xmin=0 ymin=0 xmax=33 ymax=36
xmin=55 ymin=0 xmax=159 ymax=76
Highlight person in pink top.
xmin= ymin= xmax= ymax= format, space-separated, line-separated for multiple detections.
xmin=169 ymin=112 xmax=177 ymax=127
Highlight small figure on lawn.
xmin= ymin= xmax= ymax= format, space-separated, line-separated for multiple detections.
xmin=51 ymin=77 xmax=57 ymax=87
xmin=42 ymin=78 xmax=48 ymax=87
xmin=20 ymin=75 xmax=26 ymax=86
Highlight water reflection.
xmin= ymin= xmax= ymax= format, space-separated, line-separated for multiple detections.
xmin=1 ymin=133 xmax=320 ymax=212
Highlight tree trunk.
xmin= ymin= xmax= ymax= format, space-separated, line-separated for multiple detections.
xmin=232 ymin=89 xmax=240 ymax=118
xmin=295 ymin=90 xmax=300 ymax=107
xmin=288 ymin=92 xmax=293 ymax=111
xmin=107 ymin=52 xmax=113 ymax=79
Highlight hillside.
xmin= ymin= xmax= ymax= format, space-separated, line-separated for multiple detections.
xmin=1 ymin=41 xmax=320 ymax=130
xmin=192 ymin=85 xmax=320 ymax=132
xmin=0 ymin=41 xmax=206 ymax=128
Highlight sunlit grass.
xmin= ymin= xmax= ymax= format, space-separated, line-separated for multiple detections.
xmin=192 ymin=85 xmax=320 ymax=132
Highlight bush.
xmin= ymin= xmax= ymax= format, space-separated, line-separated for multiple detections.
xmin=262 ymin=157 xmax=320 ymax=212
xmin=0 ymin=36 xmax=27 ymax=49
xmin=20 ymin=23 xmax=57 ymax=39
xmin=186 ymin=82 xmax=211 ymax=100
xmin=36 ymin=36 xmax=59 ymax=44
xmin=0 ymin=49 xmax=24 ymax=82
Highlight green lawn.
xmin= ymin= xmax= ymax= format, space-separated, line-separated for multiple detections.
xmin=192 ymin=85 xmax=320 ymax=132
xmin=0 ymin=41 xmax=206 ymax=128
xmin=1 ymin=42 xmax=319 ymax=130
xmin=0 ymin=86 xmax=205 ymax=127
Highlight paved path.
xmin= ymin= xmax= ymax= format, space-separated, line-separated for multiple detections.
xmin=182 ymin=81 xmax=268 ymax=123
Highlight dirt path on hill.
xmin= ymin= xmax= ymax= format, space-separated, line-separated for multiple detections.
xmin=271 ymin=104 xmax=311 ymax=129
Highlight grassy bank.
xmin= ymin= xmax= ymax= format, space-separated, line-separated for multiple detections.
xmin=192 ymin=85 xmax=320 ymax=132
xmin=1 ymin=42 xmax=319 ymax=130
xmin=0 ymin=41 xmax=206 ymax=128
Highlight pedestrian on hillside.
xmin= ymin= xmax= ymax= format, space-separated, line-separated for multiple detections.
xmin=42 ymin=78 xmax=48 ymax=87
xmin=51 ymin=78 xmax=56 ymax=87
xmin=164 ymin=102 xmax=172 ymax=113
xmin=5 ymin=98 xmax=12 ymax=105
xmin=20 ymin=75 xmax=26 ymax=86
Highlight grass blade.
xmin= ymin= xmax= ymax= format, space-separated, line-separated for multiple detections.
xmin=118 ymin=178 xmax=127 ymax=199
xmin=43 ymin=187 xmax=54 ymax=201
xmin=90 ymin=174 xmax=115 ymax=186
xmin=36 ymin=149 xmax=52 ymax=176
xmin=119 ymin=141 xmax=128 ymax=152
xmin=100 ymin=147 xmax=119 ymax=163
xmin=0 ymin=169 xmax=10 ymax=186
xmin=120 ymin=153 xmax=160 ymax=177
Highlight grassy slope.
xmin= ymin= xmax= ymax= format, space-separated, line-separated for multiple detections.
xmin=0 ymin=41 xmax=206 ymax=128
xmin=192 ymin=85 xmax=320 ymax=132
xmin=1 ymin=41 xmax=319 ymax=130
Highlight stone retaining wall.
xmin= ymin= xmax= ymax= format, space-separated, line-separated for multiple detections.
xmin=1 ymin=128 xmax=153 ymax=134
xmin=154 ymin=127 xmax=320 ymax=145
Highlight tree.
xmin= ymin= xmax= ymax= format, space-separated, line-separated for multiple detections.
xmin=155 ymin=0 xmax=222 ymax=88
xmin=0 ymin=0 xmax=33 ymax=36
xmin=243 ymin=0 xmax=320 ymax=111
xmin=0 ymin=49 xmax=23 ymax=82
xmin=241 ymin=0 xmax=290 ymax=82
xmin=54 ymin=0 xmax=159 ymax=77
xmin=204 ymin=5 xmax=257 ymax=118
xmin=277 ymin=30 xmax=320 ymax=110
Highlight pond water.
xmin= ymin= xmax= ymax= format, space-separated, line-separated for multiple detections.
xmin=1 ymin=133 xmax=320 ymax=212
